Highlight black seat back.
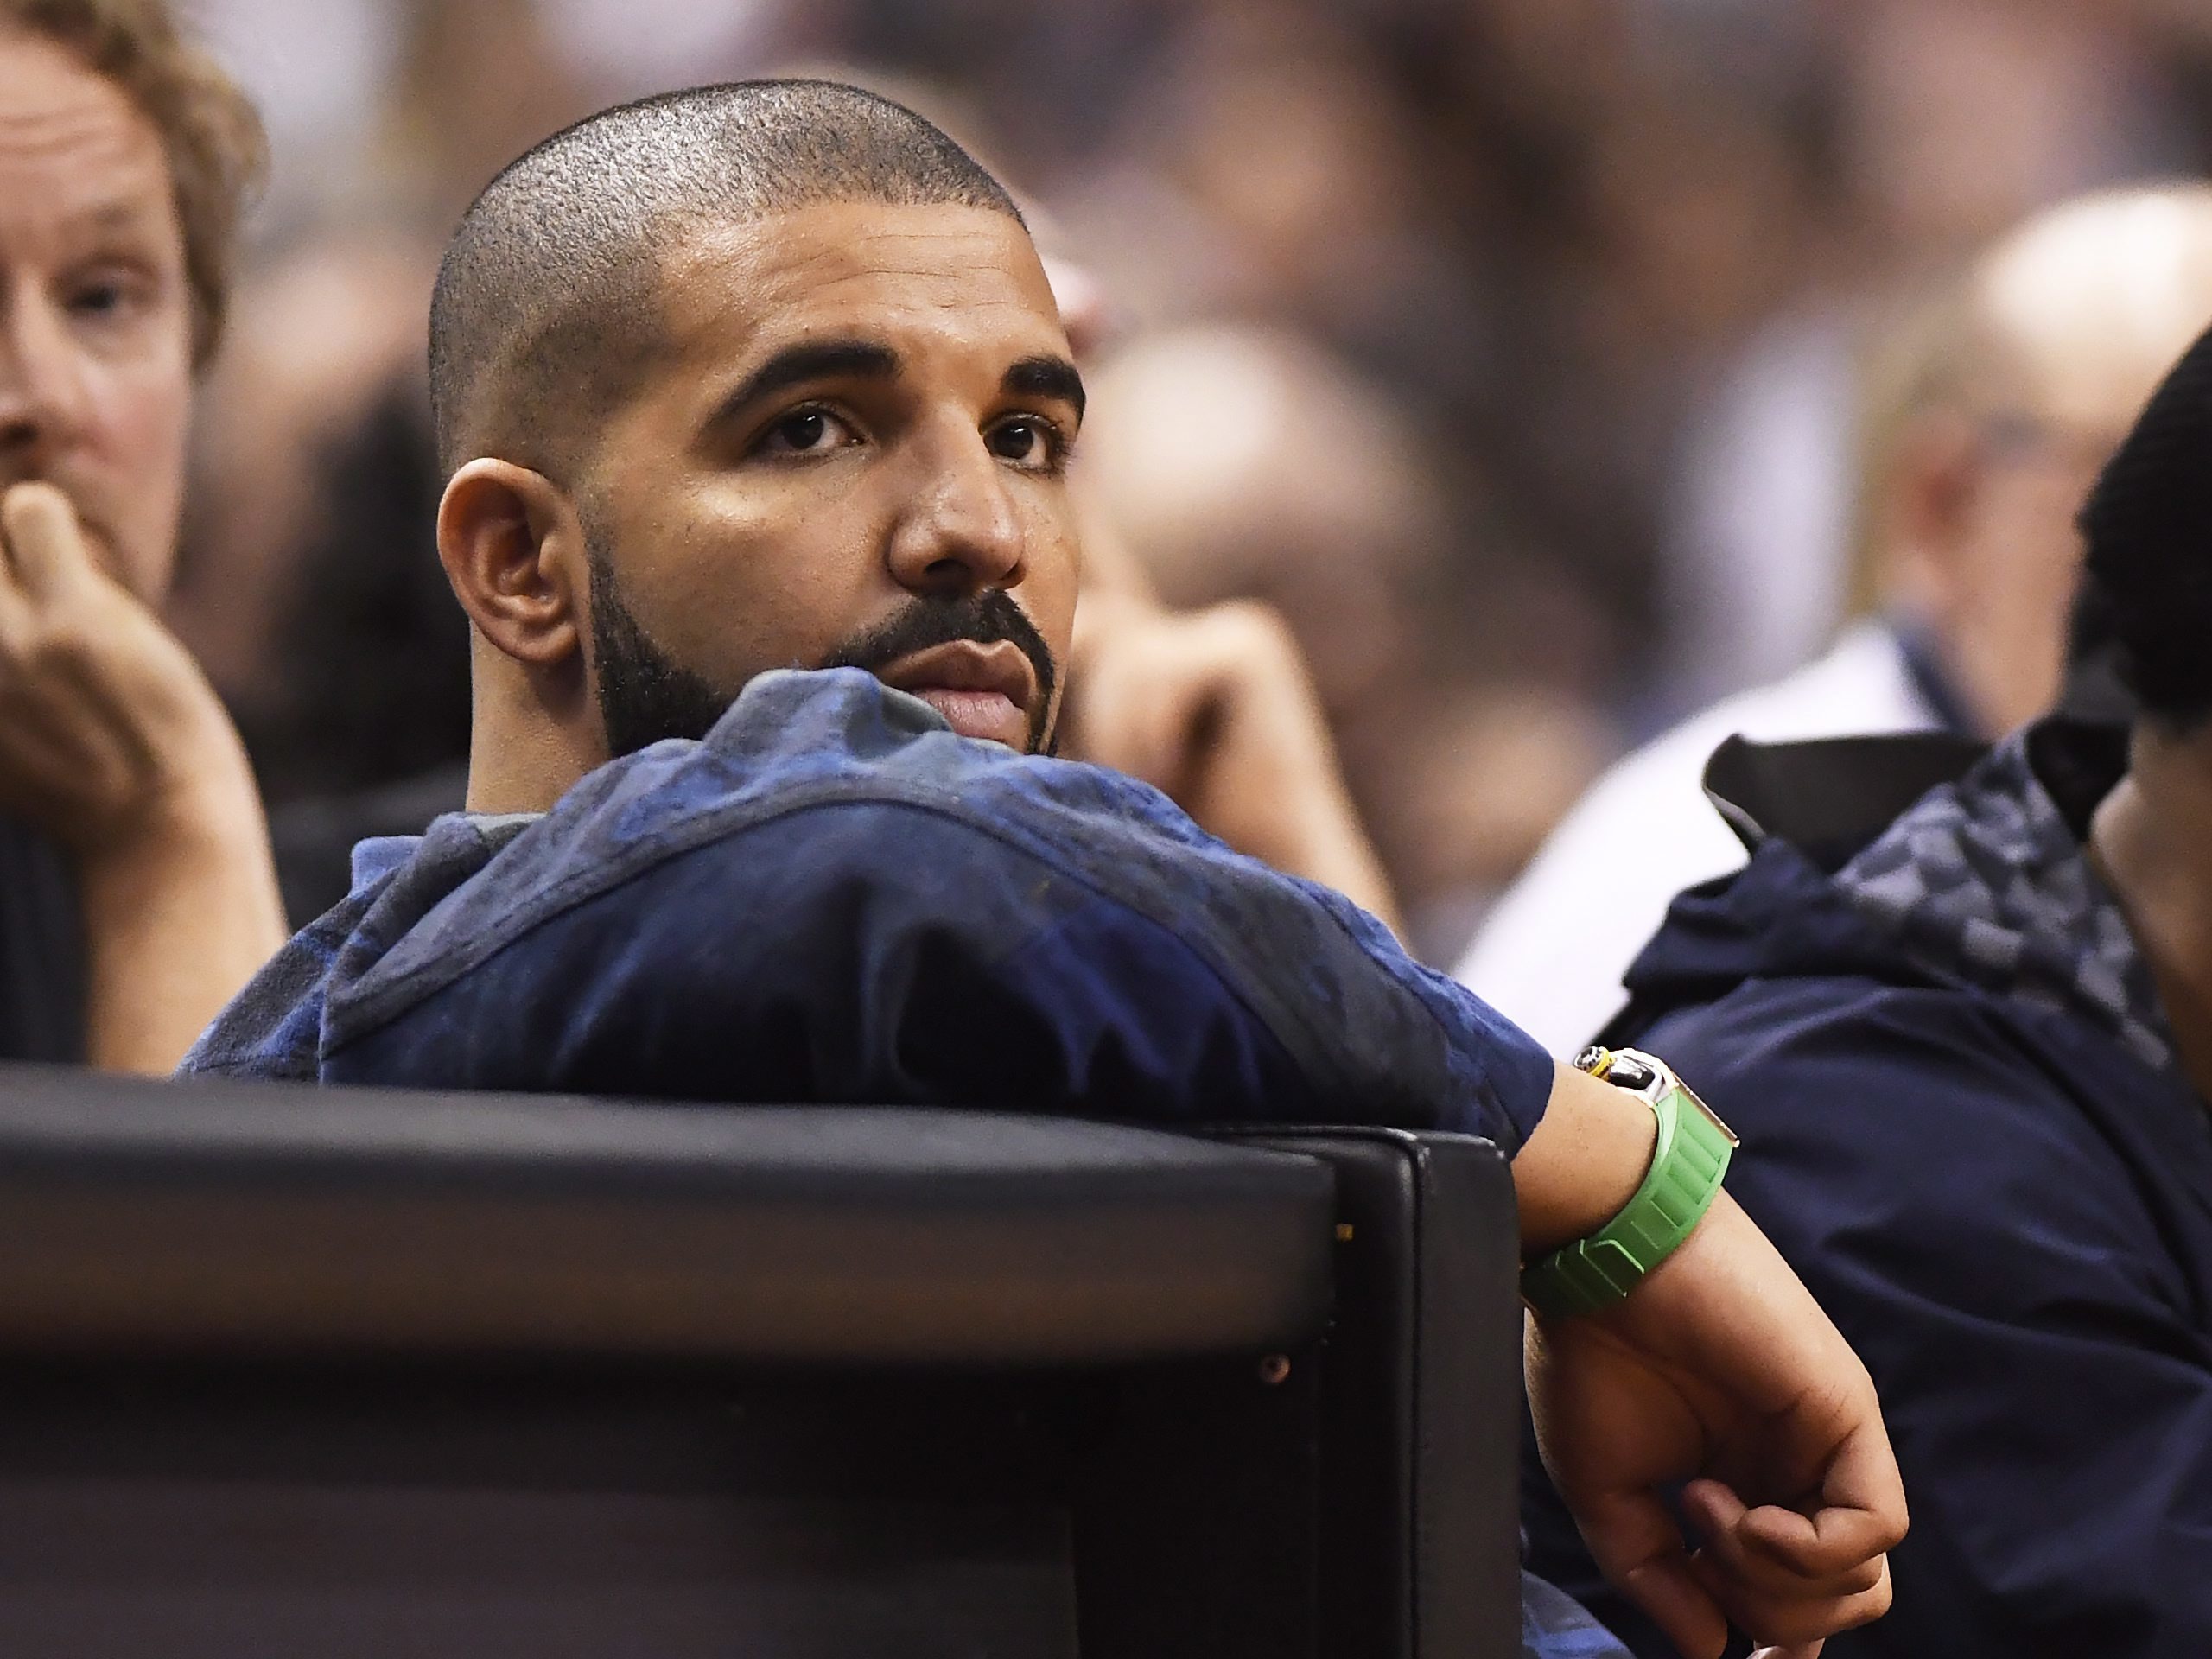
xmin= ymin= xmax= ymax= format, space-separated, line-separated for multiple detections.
xmin=0 ymin=1067 xmax=1518 ymax=1658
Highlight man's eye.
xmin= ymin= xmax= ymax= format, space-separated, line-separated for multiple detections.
xmin=758 ymin=409 xmax=855 ymax=457
xmin=68 ymin=282 xmax=129 ymax=318
xmin=988 ymin=416 xmax=1062 ymax=470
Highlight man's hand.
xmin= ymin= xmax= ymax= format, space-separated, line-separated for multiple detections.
xmin=0 ymin=483 xmax=285 ymax=1072
xmin=1520 ymin=1067 xmax=1906 ymax=1657
xmin=0 ymin=483 xmax=249 ymax=849
xmin=1064 ymin=588 xmax=1402 ymax=933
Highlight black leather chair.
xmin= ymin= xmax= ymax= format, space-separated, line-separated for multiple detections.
xmin=0 ymin=1066 xmax=1520 ymax=1658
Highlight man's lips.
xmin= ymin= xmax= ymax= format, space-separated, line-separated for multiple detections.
xmin=875 ymin=639 xmax=1039 ymax=748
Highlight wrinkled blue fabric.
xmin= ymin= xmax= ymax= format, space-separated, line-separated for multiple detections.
xmin=1521 ymin=1571 xmax=1635 ymax=1659
xmin=184 ymin=665 xmax=1604 ymax=1645
xmin=1522 ymin=720 xmax=2212 ymax=1658
xmin=186 ymin=667 xmax=1552 ymax=1144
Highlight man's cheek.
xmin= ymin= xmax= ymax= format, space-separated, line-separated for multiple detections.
xmin=89 ymin=371 xmax=190 ymax=597
xmin=1025 ymin=535 xmax=1083 ymax=666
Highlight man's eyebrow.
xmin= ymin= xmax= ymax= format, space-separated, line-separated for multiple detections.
xmin=710 ymin=339 xmax=904 ymax=424
xmin=67 ymin=198 xmax=166 ymax=238
xmin=1002 ymin=354 xmax=1086 ymax=420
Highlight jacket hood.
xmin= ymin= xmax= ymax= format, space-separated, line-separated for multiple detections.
xmin=1609 ymin=836 xmax=1914 ymax=1040
xmin=1613 ymin=721 xmax=2174 ymax=1076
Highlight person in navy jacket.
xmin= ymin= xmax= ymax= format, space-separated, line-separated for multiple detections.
xmin=1526 ymin=319 xmax=2212 ymax=1656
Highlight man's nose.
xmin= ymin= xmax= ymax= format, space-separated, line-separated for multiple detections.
xmin=0 ymin=288 xmax=93 ymax=479
xmin=885 ymin=423 xmax=1027 ymax=597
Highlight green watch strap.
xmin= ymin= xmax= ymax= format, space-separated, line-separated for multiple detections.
xmin=1520 ymin=1051 xmax=1737 ymax=1319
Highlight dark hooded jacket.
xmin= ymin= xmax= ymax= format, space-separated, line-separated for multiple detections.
xmin=1522 ymin=716 xmax=2212 ymax=1658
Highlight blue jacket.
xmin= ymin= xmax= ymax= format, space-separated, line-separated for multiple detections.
xmin=1522 ymin=720 xmax=2212 ymax=1657
xmin=187 ymin=667 xmax=1551 ymax=1148
xmin=182 ymin=666 xmax=1634 ymax=1658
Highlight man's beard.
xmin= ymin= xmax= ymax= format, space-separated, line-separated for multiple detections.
xmin=588 ymin=547 xmax=1058 ymax=759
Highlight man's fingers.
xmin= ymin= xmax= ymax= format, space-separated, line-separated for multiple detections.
xmin=0 ymin=482 xmax=92 ymax=602
xmin=1679 ymin=1478 xmax=1893 ymax=1651
xmin=1738 ymin=1502 xmax=1896 ymax=1582
xmin=1578 ymin=1491 xmax=1729 ymax=1659
xmin=1682 ymin=1417 xmax=1907 ymax=1583
xmin=0 ymin=489 xmax=44 ymax=652
xmin=1694 ymin=1552 xmax=1893 ymax=1651
xmin=1683 ymin=1482 xmax=1886 ymax=1600
xmin=1798 ymin=1416 xmax=1910 ymax=1560
xmin=1681 ymin=1483 xmax=1872 ymax=1584
xmin=1071 ymin=650 xmax=1188 ymax=786
xmin=1068 ymin=608 xmax=1228 ymax=791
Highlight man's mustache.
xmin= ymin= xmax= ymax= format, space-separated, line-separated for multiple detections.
xmin=823 ymin=590 xmax=1058 ymax=751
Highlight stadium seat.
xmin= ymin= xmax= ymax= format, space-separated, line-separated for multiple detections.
xmin=0 ymin=1065 xmax=1520 ymax=1658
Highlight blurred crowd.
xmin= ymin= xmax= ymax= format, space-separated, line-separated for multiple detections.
xmin=167 ymin=0 xmax=2212 ymax=961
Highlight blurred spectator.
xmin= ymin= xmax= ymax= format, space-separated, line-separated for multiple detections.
xmin=1082 ymin=324 xmax=1449 ymax=724
xmin=1457 ymin=184 xmax=2212 ymax=1056
xmin=1663 ymin=0 xmax=2197 ymax=710
xmin=1080 ymin=321 xmax=1611 ymax=957
xmin=0 ymin=0 xmax=286 ymax=1071
xmin=1061 ymin=523 xmax=1403 ymax=936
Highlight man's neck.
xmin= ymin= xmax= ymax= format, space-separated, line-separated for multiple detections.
xmin=462 ymin=674 xmax=607 ymax=817
xmin=2088 ymin=721 xmax=2212 ymax=1101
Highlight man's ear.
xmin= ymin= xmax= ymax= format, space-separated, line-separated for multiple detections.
xmin=1878 ymin=409 xmax=1983 ymax=615
xmin=436 ymin=459 xmax=588 ymax=669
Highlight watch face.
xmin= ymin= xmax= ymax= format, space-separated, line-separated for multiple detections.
xmin=1603 ymin=1052 xmax=1662 ymax=1094
xmin=1577 ymin=1046 xmax=1663 ymax=1096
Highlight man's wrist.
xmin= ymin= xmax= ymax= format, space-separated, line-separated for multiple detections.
xmin=71 ymin=734 xmax=264 ymax=871
xmin=1514 ymin=1061 xmax=1662 ymax=1256
xmin=1522 ymin=1049 xmax=1738 ymax=1319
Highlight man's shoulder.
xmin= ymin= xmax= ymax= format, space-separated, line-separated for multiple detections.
xmin=181 ymin=813 xmax=519 ymax=1080
xmin=343 ymin=675 xmax=1332 ymax=1028
xmin=302 ymin=671 xmax=1556 ymax=1144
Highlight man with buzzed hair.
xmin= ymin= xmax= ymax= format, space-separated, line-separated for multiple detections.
xmin=422 ymin=79 xmax=1077 ymax=764
xmin=188 ymin=83 xmax=1908 ymax=1659
xmin=427 ymin=80 xmax=1031 ymax=484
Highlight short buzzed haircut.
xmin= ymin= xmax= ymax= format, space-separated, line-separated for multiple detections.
xmin=428 ymin=79 xmax=1024 ymax=478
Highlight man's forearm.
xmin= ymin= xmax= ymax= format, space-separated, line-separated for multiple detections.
xmin=76 ymin=769 xmax=286 ymax=1075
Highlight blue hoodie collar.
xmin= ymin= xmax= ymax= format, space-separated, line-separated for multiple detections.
xmin=1620 ymin=720 xmax=2174 ymax=1077
xmin=1834 ymin=727 xmax=2172 ymax=1073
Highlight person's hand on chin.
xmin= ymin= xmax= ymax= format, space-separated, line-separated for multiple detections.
xmin=1063 ymin=585 xmax=1402 ymax=935
xmin=0 ymin=484 xmax=251 ymax=845
xmin=0 ymin=481 xmax=284 ymax=1073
